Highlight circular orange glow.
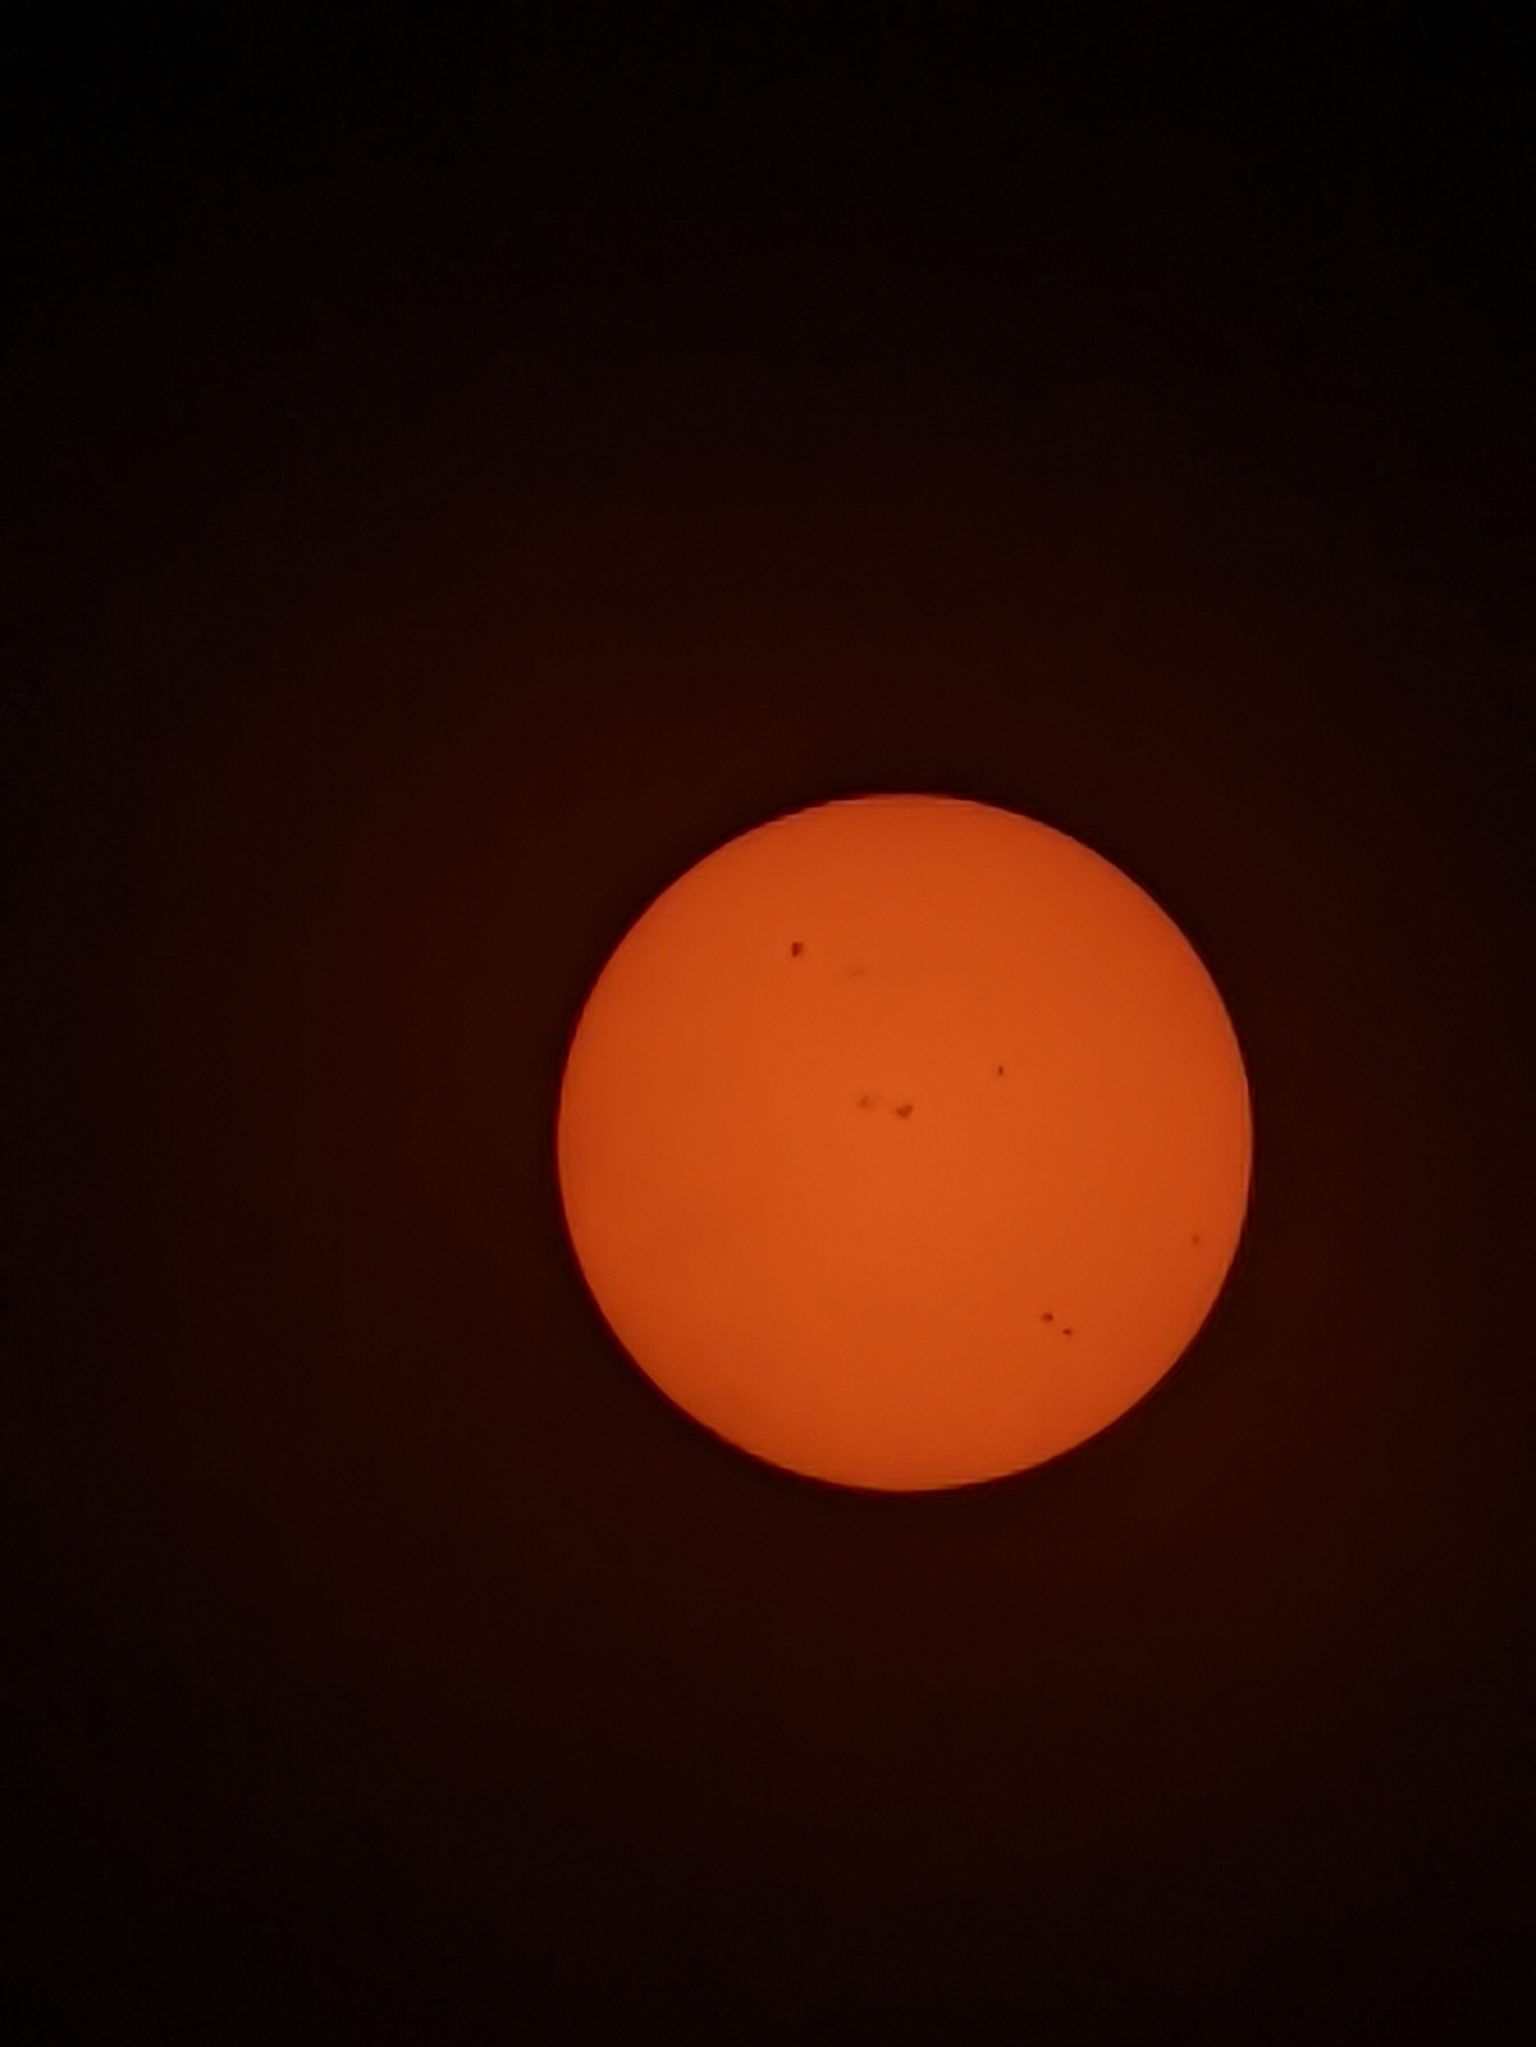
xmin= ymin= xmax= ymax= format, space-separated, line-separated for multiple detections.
xmin=556 ymin=795 xmax=1252 ymax=1491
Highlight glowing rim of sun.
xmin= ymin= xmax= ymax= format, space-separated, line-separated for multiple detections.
xmin=555 ymin=793 xmax=1253 ymax=1493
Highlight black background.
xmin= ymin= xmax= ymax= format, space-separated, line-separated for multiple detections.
xmin=5 ymin=6 xmax=1529 ymax=2041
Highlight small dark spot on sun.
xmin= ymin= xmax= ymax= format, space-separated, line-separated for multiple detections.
xmin=856 ymin=1093 xmax=877 ymax=1109
xmin=893 ymin=1101 xmax=914 ymax=1118
xmin=1190 ymin=1231 xmax=1203 ymax=1245
xmin=843 ymin=963 xmax=868 ymax=978
xmin=996 ymin=1064 xmax=1005 ymax=1077
xmin=789 ymin=940 xmax=804 ymax=957
xmin=1040 ymin=1311 xmax=1053 ymax=1323
xmin=1061 ymin=1327 xmax=1074 ymax=1337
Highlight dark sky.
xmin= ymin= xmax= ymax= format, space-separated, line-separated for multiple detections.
xmin=5 ymin=8 xmax=1529 ymax=2042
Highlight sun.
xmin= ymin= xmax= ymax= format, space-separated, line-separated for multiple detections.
xmin=555 ymin=794 xmax=1252 ymax=1491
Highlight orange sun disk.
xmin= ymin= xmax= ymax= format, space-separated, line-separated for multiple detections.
xmin=556 ymin=794 xmax=1252 ymax=1491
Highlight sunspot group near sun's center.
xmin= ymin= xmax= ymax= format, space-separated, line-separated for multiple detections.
xmin=556 ymin=793 xmax=1252 ymax=1491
